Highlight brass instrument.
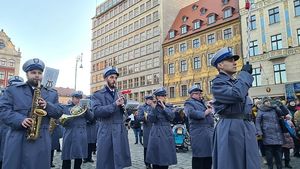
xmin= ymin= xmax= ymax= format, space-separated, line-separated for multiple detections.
xmin=59 ymin=105 xmax=87 ymax=125
xmin=27 ymin=81 xmax=48 ymax=140
xmin=49 ymin=118 xmax=58 ymax=134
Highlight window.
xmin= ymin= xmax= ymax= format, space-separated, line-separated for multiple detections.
xmin=252 ymin=68 xmax=262 ymax=87
xmin=146 ymin=74 xmax=152 ymax=85
xmin=222 ymin=0 xmax=229 ymax=5
xmin=295 ymin=0 xmax=300 ymax=16
xmin=298 ymin=28 xmax=300 ymax=45
xmin=169 ymin=31 xmax=175 ymax=39
xmin=169 ymin=87 xmax=175 ymax=98
xmin=134 ymin=21 xmax=139 ymax=30
xmin=194 ymin=57 xmax=201 ymax=69
xmin=134 ymin=7 xmax=139 ymax=17
xmin=208 ymin=14 xmax=216 ymax=24
xmin=153 ymin=57 xmax=159 ymax=67
xmin=153 ymin=26 xmax=160 ymax=36
xmin=146 ymin=43 xmax=153 ymax=54
xmin=181 ymin=26 xmax=188 ymax=34
xmin=271 ymin=34 xmax=282 ymax=50
xmin=123 ymin=66 xmax=128 ymax=75
xmin=146 ymin=0 xmax=151 ymax=10
xmin=193 ymin=39 xmax=200 ymax=48
xmin=140 ymin=4 xmax=145 ymax=13
xmin=140 ymin=18 xmax=145 ymax=27
xmin=141 ymin=46 xmax=146 ymax=56
xmin=134 ymin=63 xmax=140 ymax=72
xmin=249 ymin=40 xmax=259 ymax=56
xmin=153 ymin=73 xmax=159 ymax=84
xmin=140 ymin=76 xmax=146 ymax=86
xmin=0 ymin=71 xmax=4 ymax=80
xmin=134 ymin=77 xmax=139 ymax=87
xmin=146 ymin=14 xmax=152 ymax=24
xmin=140 ymin=91 xmax=145 ymax=100
xmin=181 ymin=85 xmax=188 ymax=97
xmin=224 ymin=8 xmax=232 ymax=18
xmin=168 ymin=47 xmax=174 ymax=55
xmin=180 ymin=43 xmax=187 ymax=52
xmin=129 ymin=79 xmax=133 ymax=88
xmin=274 ymin=63 xmax=287 ymax=84
xmin=207 ymin=53 xmax=214 ymax=66
xmin=0 ymin=59 xmax=6 ymax=66
xmin=249 ymin=15 xmax=256 ymax=30
xmin=207 ymin=34 xmax=215 ymax=44
xmin=153 ymin=41 xmax=159 ymax=51
xmin=146 ymin=29 xmax=152 ymax=39
xmin=134 ymin=93 xmax=139 ymax=101
xmin=146 ymin=59 xmax=152 ymax=69
xmin=140 ymin=61 xmax=146 ymax=70
xmin=169 ymin=63 xmax=175 ymax=74
xmin=153 ymin=11 xmax=159 ymax=21
xmin=223 ymin=28 xmax=232 ymax=39
xmin=123 ymin=80 xmax=128 ymax=89
xmin=269 ymin=7 xmax=280 ymax=24
xmin=194 ymin=21 xmax=201 ymax=30
xmin=128 ymin=65 xmax=134 ymax=73
xmin=180 ymin=60 xmax=187 ymax=72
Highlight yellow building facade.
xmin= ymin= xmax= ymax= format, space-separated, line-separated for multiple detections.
xmin=163 ymin=0 xmax=243 ymax=105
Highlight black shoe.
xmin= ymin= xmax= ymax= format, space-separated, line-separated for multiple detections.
xmin=88 ymin=159 xmax=94 ymax=163
xmin=56 ymin=149 xmax=61 ymax=152
xmin=83 ymin=159 xmax=88 ymax=163
xmin=51 ymin=164 xmax=55 ymax=168
xmin=134 ymin=142 xmax=138 ymax=144
xmin=285 ymin=164 xmax=293 ymax=168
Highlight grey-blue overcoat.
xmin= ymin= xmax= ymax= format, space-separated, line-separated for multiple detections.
xmin=0 ymin=83 xmax=63 ymax=169
xmin=137 ymin=104 xmax=153 ymax=148
xmin=86 ymin=118 xmax=97 ymax=144
xmin=61 ymin=104 xmax=94 ymax=160
xmin=146 ymin=104 xmax=177 ymax=166
xmin=92 ymin=87 xmax=131 ymax=169
xmin=184 ymin=98 xmax=214 ymax=157
xmin=212 ymin=71 xmax=261 ymax=169
xmin=0 ymin=120 xmax=9 ymax=161
xmin=51 ymin=120 xmax=62 ymax=150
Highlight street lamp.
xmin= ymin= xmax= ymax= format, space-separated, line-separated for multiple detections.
xmin=75 ymin=53 xmax=83 ymax=90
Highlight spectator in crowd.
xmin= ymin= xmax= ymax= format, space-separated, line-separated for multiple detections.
xmin=282 ymin=114 xmax=294 ymax=168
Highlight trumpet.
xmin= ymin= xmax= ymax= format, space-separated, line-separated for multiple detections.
xmin=59 ymin=105 xmax=87 ymax=125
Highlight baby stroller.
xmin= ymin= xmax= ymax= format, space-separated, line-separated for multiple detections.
xmin=173 ymin=124 xmax=189 ymax=152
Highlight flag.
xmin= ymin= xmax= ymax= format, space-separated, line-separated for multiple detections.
xmin=245 ymin=0 xmax=250 ymax=10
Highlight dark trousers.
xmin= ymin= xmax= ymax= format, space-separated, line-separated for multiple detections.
xmin=258 ymin=140 xmax=266 ymax=156
xmin=294 ymin=137 xmax=300 ymax=156
xmin=192 ymin=157 xmax=212 ymax=169
xmin=282 ymin=147 xmax=291 ymax=165
xmin=265 ymin=145 xmax=282 ymax=169
xmin=85 ymin=143 xmax=96 ymax=161
xmin=144 ymin=147 xmax=151 ymax=167
xmin=51 ymin=150 xmax=54 ymax=164
xmin=152 ymin=165 xmax=168 ymax=169
xmin=133 ymin=128 xmax=142 ymax=144
xmin=62 ymin=159 xmax=82 ymax=169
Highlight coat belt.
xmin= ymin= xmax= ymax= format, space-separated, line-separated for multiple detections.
xmin=218 ymin=114 xmax=252 ymax=121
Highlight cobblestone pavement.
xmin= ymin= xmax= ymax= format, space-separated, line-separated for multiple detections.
xmin=52 ymin=130 xmax=300 ymax=169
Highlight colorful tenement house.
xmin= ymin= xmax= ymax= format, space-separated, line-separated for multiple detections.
xmin=162 ymin=0 xmax=243 ymax=105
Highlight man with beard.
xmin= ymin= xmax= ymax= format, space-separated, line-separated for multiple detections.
xmin=137 ymin=95 xmax=154 ymax=169
xmin=210 ymin=48 xmax=261 ymax=169
xmin=91 ymin=66 xmax=131 ymax=169
xmin=0 ymin=58 xmax=63 ymax=169
xmin=184 ymin=85 xmax=214 ymax=169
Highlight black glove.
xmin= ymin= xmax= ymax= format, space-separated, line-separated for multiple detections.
xmin=241 ymin=62 xmax=253 ymax=74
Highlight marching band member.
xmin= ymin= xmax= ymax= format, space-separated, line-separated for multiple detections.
xmin=137 ymin=95 xmax=154 ymax=169
xmin=146 ymin=87 xmax=177 ymax=169
xmin=61 ymin=91 xmax=94 ymax=169
xmin=210 ymin=48 xmax=260 ymax=169
xmin=0 ymin=58 xmax=63 ymax=169
xmin=0 ymin=76 xmax=24 ymax=168
xmin=92 ymin=66 xmax=131 ymax=169
xmin=84 ymin=97 xmax=97 ymax=163
xmin=184 ymin=85 xmax=214 ymax=169
xmin=50 ymin=118 xmax=63 ymax=168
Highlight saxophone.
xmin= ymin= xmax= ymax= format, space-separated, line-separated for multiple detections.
xmin=27 ymin=81 xmax=47 ymax=140
xmin=49 ymin=118 xmax=57 ymax=134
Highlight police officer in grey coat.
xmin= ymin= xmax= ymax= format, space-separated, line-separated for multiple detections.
xmin=0 ymin=76 xmax=24 ymax=168
xmin=184 ymin=85 xmax=214 ymax=169
xmin=84 ymin=103 xmax=97 ymax=163
xmin=0 ymin=58 xmax=63 ymax=169
xmin=210 ymin=48 xmax=261 ymax=169
xmin=92 ymin=66 xmax=131 ymax=169
xmin=61 ymin=91 xmax=94 ymax=169
xmin=146 ymin=87 xmax=177 ymax=169
xmin=137 ymin=95 xmax=154 ymax=169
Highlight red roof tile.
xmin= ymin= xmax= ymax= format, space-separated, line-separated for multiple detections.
xmin=164 ymin=0 xmax=240 ymax=44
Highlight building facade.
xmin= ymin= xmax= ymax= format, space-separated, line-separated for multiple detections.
xmin=0 ymin=29 xmax=21 ymax=88
xmin=90 ymin=0 xmax=197 ymax=102
xmin=240 ymin=0 xmax=300 ymax=100
xmin=163 ymin=0 xmax=243 ymax=105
